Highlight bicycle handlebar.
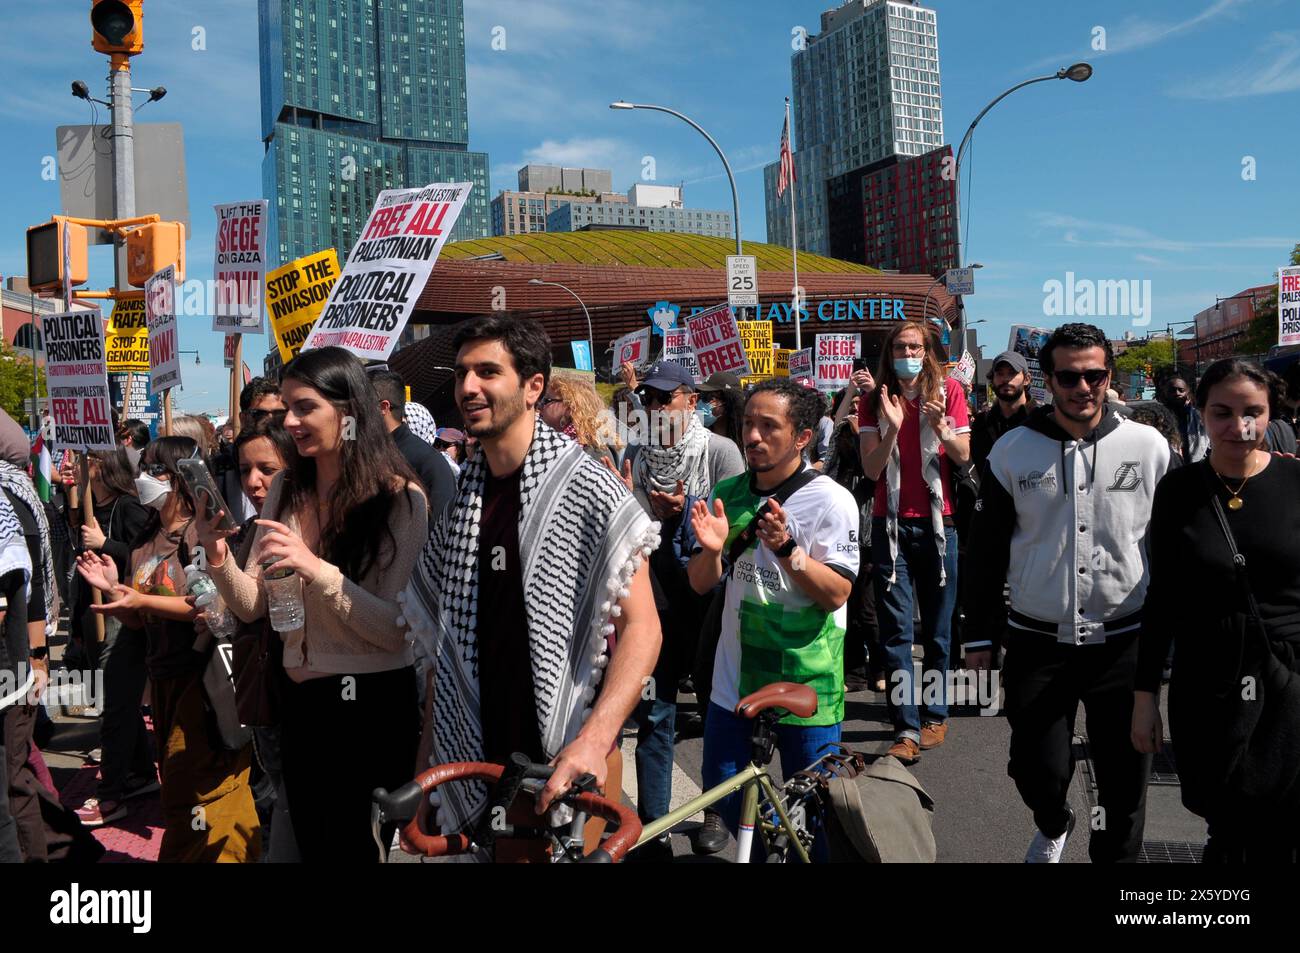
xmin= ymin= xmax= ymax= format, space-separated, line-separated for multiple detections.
xmin=372 ymin=761 xmax=642 ymax=863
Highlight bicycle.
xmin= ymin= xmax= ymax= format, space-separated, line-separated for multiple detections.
xmin=373 ymin=680 xmax=864 ymax=863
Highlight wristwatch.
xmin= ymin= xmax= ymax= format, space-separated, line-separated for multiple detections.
xmin=774 ymin=536 xmax=797 ymax=560
xmin=29 ymin=646 xmax=49 ymax=661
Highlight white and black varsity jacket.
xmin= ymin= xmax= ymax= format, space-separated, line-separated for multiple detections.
xmin=965 ymin=404 xmax=1171 ymax=648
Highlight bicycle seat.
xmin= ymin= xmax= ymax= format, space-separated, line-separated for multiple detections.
xmin=736 ymin=682 xmax=817 ymax=720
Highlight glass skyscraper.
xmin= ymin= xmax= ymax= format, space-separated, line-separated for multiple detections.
xmin=259 ymin=0 xmax=490 ymax=268
xmin=764 ymin=0 xmax=943 ymax=257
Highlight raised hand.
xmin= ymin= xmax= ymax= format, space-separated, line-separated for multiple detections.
xmin=619 ymin=360 xmax=640 ymax=392
xmin=254 ymin=519 xmax=323 ymax=585
xmin=756 ymin=498 xmax=792 ymax=554
xmin=76 ymin=551 xmax=120 ymax=593
xmin=649 ymin=479 xmax=685 ymax=520
xmin=691 ymin=498 xmax=729 ymax=554
xmin=851 ymin=368 xmax=875 ymax=395
xmin=878 ymin=385 xmax=906 ymax=435
xmin=922 ymin=399 xmax=954 ymax=440
xmin=602 ymin=455 xmax=634 ymax=492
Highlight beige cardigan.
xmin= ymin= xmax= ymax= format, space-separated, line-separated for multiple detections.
xmin=210 ymin=471 xmax=428 ymax=676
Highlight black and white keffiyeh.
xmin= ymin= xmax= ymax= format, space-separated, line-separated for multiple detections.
xmin=399 ymin=417 xmax=659 ymax=835
xmin=405 ymin=402 xmax=437 ymax=445
xmin=0 ymin=461 xmax=57 ymax=637
xmin=880 ymin=393 xmax=948 ymax=590
xmin=631 ymin=407 xmax=711 ymax=509
xmin=0 ymin=490 xmax=33 ymax=709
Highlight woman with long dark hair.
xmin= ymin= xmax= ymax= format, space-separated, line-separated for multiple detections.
xmin=65 ymin=449 xmax=154 ymax=828
xmin=76 ymin=436 xmax=260 ymax=860
xmin=859 ymin=321 xmax=970 ymax=763
xmin=1133 ymin=359 xmax=1300 ymax=862
xmin=196 ymin=346 xmax=429 ymax=862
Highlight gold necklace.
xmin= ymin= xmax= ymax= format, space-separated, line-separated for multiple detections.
xmin=1212 ymin=454 xmax=1258 ymax=510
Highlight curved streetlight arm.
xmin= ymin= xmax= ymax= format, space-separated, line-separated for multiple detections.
xmin=954 ymin=73 xmax=1063 ymax=174
xmin=532 ymin=279 xmax=594 ymax=370
xmin=615 ymin=103 xmax=742 ymax=257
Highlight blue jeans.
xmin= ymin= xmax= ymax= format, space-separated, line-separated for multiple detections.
xmin=871 ymin=519 xmax=959 ymax=743
xmin=702 ymin=703 xmax=841 ymax=856
xmin=632 ymin=692 xmax=676 ymax=824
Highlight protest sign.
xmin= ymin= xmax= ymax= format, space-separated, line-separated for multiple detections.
xmin=789 ymin=347 xmax=814 ymax=385
xmin=302 ymin=182 xmax=471 ymax=361
xmin=737 ymin=320 xmax=774 ymax=387
xmin=41 ymin=307 xmax=114 ymax=451
xmin=1280 ymin=266 xmax=1300 ymax=347
xmin=774 ymin=348 xmax=792 ymax=378
xmin=224 ymin=333 xmax=237 ymax=368
xmin=105 ymin=297 xmax=150 ymax=371
xmin=663 ymin=328 xmax=701 ymax=382
xmin=266 ymin=249 xmax=340 ymax=364
xmin=814 ymin=333 xmax=861 ymax=393
xmin=951 ymin=350 xmax=976 ymax=388
xmin=1009 ymin=324 xmax=1052 ymax=404
xmin=108 ymin=372 xmax=160 ymax=436
xmin=212 ymin=200 xmax=268 ymax=333
xmin=612 ymin=327 xmax=652 ymax=374
xmin=687 ymin=303 xmax=750 ymax=378
xmin=145 ymin=265 xmax=181 ymax=396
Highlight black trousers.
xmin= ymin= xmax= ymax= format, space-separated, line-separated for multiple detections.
xmin=1003 ymin=629 xmax=1151 ymax=863
xmin=0 ymin=708 xmax=22 ymax=863
xmin=96 ymin=625 xmax=155 ymax=800
xmin=279 ymin=666 xmax=419 ymax=863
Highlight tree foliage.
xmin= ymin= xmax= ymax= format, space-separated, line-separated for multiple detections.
xmin=0 ymin=342 xmax=47 ymax=426
xmin=1238 ymin=243 xmax=1300 ymax=356
xmin=1115 ymin=338 xmax=1175 ymax=377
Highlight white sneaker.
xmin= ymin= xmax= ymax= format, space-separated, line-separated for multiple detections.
xmin=1025 ymin=807 xmax=1075 ymax=863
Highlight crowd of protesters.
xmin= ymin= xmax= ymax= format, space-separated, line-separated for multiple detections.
xmin=0 ymin=314 xmax=1297 ymax=865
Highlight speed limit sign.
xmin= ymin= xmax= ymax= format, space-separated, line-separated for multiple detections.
xmin=727 ymin=255 xmax=758 ymax=309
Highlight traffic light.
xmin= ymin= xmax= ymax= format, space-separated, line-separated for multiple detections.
xmin=26 ymin=218 xmax=89 ymax=294
xmin=91 ymin=0 xmax=143 ymax=56
xmin=126 ymin=221 xmax=186 ymax=286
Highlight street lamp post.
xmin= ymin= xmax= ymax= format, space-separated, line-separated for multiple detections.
xmin=530 ymin=278 xmax=594 ymax=374
xmin=951 ymin=63 xmax=1093 ymax=358
xmin=610 ymin=101 xmax=742 ymax=257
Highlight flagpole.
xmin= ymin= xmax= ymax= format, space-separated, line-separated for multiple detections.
xmin=786 ymin=98 xmax=801 ymax=353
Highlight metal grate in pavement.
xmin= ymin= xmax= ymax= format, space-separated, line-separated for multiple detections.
xmin=1150 ymin=744 xmax=1180 ymax=786
xmin=1138 ymin=840 xmax=1203 ymax=864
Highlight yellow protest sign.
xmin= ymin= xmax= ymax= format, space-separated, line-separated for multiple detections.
xmin=105 ymin=298 xmax=150 ymax=371
xmin=737 ymin=320 xmax=774 ymax=387
xmin=774 ymin=348 xmax=792 ymax=378
xmin=265 ymin=249 xmax=339 ymax=364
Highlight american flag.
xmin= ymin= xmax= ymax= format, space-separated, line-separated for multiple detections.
xmin=776 ymin=110 xmax=796 ymax=199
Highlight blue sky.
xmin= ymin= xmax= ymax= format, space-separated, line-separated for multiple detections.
xmin=1 ymin=0 xmax=1297 ymax=414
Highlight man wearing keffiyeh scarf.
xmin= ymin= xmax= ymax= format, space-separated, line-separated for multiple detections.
xmin=400 ymin=317 xmax=661 ymax=850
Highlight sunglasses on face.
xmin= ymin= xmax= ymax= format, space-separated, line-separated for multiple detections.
xmin=142 ymin=463 xmax=170 ymax=477
xmin=1052 ymin=368 xmax=1109 ymax=388
xmin=538 ymin=396 xmax=563 ymax=409
xmin=640 ymin=387 xmax=681 ymax=408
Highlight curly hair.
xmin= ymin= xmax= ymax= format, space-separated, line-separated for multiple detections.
xmin=547 ymin=373 xmax=623 ymax=451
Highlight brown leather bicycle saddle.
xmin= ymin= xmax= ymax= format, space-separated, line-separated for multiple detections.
xmin=736 ymin=681 xmax=818 ymax=720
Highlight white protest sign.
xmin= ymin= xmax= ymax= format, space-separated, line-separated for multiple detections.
xmin=1280 ymin=266 xmax=1300 ymax=347
xmin=687 ymin=303 xmax=751 ymax=378
xmin=788 ymin=347 xmax=814 ymax=383
xmin=302 ymin=181 xmax=472 ymax=361
xmin=951 ymin=350 xmax=976 ymax=387
xmin=663 ymin=328 xmax=701 ymax=382
xmin=612 ymin=327 xmax=652 ymax=374
xmin=212 ymin=200 xmax=268 ymax=333
xmin=814 ymin=333 xmax=860 ymax=393
xmin=145 ymin=265 xmax=182 ymax=396
xmin=41 ymin=307 xmax=115 ymax=451
xmin=1009 ymin=324 xmax=1052 ymax=404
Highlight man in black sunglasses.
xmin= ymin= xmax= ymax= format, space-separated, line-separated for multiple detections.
xmin=965 ymin=323 xmax=1171 ymax=864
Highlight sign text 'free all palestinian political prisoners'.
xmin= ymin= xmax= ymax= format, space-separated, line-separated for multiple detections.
xmin=105 ymin=298 xmax=150 ymax=372
xmin=663 ymin=328 xmax=701 ymax=382
xmin=814 ymin=333 xmax=861 ymax=393
xmin=266 ymin=249 xmax=340 ymax=364
xmin=41 ymin=308 xmax=115 ymax=451
xmin=788 ymin=347 xmax=813 ymax=385
xmin=212 ymin=200 xmax=268 ymax=333
xmin=145 ymin=265 xmax=181 ymax=396
xmin=302 ymin=182 xmax=471 ymax=362
xmin=1280 ymin=266 xmax=1300 ymax=347
xmin=687 ymin=304 xmax=751 ymax=378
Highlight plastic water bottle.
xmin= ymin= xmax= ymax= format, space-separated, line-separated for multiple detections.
xmin=261 ymin=560 xmax=305 ymax=632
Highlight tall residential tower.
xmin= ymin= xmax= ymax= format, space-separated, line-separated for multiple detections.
xmin=259 ymin=0 xmax=491 ymax=267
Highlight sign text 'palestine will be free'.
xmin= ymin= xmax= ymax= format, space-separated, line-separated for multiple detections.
xmin=42 ymin=308 xmax=115 ymax=452
xmin=302 ymin=182 xmax=471 ymax=362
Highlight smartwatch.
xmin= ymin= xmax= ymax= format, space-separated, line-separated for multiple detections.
xmin=774 ymin=536 xmax=797 ymax=560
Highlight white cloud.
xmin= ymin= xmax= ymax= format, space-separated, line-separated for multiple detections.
xmin=1168 ymin=32 xmax=1300 ymax=99
xmin=1033 ymin=213 xmax=1291 ymax=254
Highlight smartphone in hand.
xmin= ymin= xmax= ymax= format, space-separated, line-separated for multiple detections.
xmin=176 ymin=457 xmax=239 ymax=533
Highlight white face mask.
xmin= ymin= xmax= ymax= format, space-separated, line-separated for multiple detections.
xmin=135 ymin=473 xmax=172 ymax=510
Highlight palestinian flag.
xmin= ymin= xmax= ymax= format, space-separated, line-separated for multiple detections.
xmin=30 ymin=432 xmax=52 ymax=503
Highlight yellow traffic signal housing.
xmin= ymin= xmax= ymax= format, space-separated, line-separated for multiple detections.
xmin=91 ymin=0 xmax=144 ymax=56
xmin=26 ymin=219 xmax=89 ymax=294
xmin=126 ymin=221 xmax=186 ymax=287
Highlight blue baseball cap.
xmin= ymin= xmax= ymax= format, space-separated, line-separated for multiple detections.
xmin=638 ymin=361 xmax=696 ymax=393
